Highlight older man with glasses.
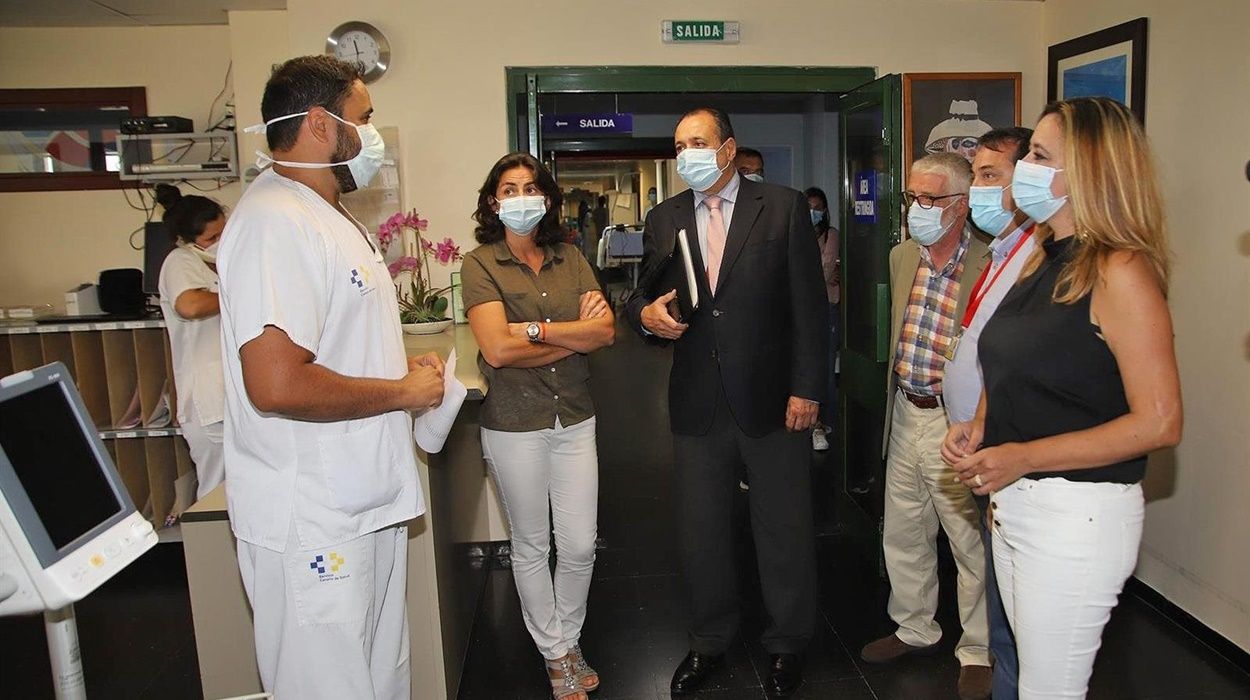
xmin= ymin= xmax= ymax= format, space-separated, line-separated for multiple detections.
xmin=859 ymin=152 xmax=993 ymax=700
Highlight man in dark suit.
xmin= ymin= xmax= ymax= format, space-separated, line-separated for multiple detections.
xmin=625 ymin=107 xmax=827 ymax=697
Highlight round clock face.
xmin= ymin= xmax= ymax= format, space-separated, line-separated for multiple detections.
xmin=326 ymin=22 xmax=390 ymax=83
xmin=333 ymin=30 xmax=381 ymax=74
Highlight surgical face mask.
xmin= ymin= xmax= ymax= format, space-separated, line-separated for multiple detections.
xmin=244 ymin=110 xmax=386 ymax=191
xmin=907 ymin=201 xmax=956 ymax=246
xmin=647 ymin=192 xmax=657 ymax=204
xmin=810 ymin=209 xmax=824 ymax=227
xmin=191 ymin=241 xmax=218 ymax=263
xmin=497 ymin=195 xmax=546 ymax=235
xmin=969 ymin=185 xmax=1018 ymax=237
xmin=743 ymin=172 xmax=764 ymax=183
xmin=676 ymin=141 xmax=729 ymax=192
xmin=1012 ymin=160 xmax=1068 ymax=223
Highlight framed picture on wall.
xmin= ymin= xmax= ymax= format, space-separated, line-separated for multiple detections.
xmin=1048 ymin=18 xmax=1148 ymax=124
xmin=903 ymin=72 xmax=1022 ymax=175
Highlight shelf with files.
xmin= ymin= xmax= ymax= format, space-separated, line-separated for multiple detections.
xmin=0 ymin=319 xmax=194 ymax=528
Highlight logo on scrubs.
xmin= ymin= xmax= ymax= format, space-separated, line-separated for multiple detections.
xmin=309 ymin=552 xmax=348 ymax=582
xmin=349 ymin=266 xmax=375 ymax=296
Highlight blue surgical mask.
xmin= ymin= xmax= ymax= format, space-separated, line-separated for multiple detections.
xmin=969 ymin=185 xmax=1019 ymax=237
xmin=497 ymin=195 xmax=546 ymax=235
xmin=907 ymin=201 xmax=955 ymax=246
xmin=810 ymin=209 xmax=824 ymax=226
xmin=1012 ymin=160 xmax=1068 ymax=223
xmin=676 ymin=141 xmax=729 ymax=192
xmin=245 ymin=110 xmax=386 ymax=191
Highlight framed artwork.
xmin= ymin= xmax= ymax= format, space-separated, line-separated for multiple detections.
xmin=903 ymin=73 xmax=1022 ymax=174
xmin=1048 ymin=18 xmax=1148 ymax=123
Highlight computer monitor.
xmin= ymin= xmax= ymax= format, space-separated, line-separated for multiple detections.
xmin=142 ymin=221 xmax=175 ymax=297
xmin=0 ymin=362 xmax=156 ymax=616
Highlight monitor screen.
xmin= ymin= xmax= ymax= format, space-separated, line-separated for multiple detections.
xmin=143 ymin=221 xmax=175 ymax=296
xmin=0 ymin=383 xmax=123 ymax=553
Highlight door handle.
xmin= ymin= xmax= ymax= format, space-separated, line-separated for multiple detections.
xmin=875 ymin=283 xmax=890 ymax=363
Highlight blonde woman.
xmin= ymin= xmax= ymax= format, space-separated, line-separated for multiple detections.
xmin=941 ymin=97 xmax=1182 ymax=698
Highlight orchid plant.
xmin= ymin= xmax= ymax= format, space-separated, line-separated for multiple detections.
xmin=378 ymin=209 xmax=463 ymax=324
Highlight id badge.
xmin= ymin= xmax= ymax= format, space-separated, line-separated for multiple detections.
xmin=943 ymin=332 xmax=962 ymax=362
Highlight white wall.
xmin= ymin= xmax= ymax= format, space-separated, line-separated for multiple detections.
xmin=1044 ymin=0 xmax=1250 ymax=653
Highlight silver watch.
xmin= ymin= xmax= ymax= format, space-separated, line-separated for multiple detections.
xmin=525 ymin=322 xmax=542 ymax=343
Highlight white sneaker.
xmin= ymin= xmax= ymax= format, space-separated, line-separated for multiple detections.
xmin=812 ymin=426 xmax=829 ymax=451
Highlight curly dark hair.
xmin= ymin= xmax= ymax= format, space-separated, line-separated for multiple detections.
xmin=472 ymin=152 xmax=566 ymax=246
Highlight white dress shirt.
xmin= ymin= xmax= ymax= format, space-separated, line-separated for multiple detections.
xmin=943 ymin=221 xmax=1037 ymax=423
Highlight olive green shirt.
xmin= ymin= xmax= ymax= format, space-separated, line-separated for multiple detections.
xmin=460 ymin=240 xmax=601 ymax=432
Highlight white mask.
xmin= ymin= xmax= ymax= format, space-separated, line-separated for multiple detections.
xmin=676 ymin=141 xmax=729 ymax=192
xmin=244 ymin=110 xmax=386 ymax=190
xmin=497 ymin=195 xmax=547 ymax=236
xmin=190 ymin=241 xmax=218 ymax=263
xmin=743 ymin=172 xmax=764 ymax=183
xmin=907 ymin=201 xmax=956 ymax=247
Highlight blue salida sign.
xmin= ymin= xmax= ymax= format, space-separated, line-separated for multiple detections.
xmin=853 ymin=171 xmax=877 ymax=223
xmin=542 ymin=113 xmax=634 ymax=135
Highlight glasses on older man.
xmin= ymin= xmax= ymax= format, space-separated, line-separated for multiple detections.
xmin=902 ymin=191 xmax=965 ymax=209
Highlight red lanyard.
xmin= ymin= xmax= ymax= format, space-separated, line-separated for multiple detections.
xmin=960 ymin=226 xmax=1034 ymax=329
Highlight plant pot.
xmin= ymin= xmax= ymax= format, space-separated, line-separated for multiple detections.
xmin=401 ymin=319 xmax=453 ymax=335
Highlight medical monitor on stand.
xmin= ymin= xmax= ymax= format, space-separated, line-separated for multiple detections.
xmin=0 ymin=362 xmax=158 ymax=698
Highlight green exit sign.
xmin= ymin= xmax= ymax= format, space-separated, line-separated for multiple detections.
xmin=662 ymin=20 xmax=741 ymax=44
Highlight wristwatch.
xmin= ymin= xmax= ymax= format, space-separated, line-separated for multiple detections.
xmin=525 ymin=322 xmax=542 ymax=343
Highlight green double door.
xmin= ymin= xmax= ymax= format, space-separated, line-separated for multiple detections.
xmin=509 ymin=68 xmax=902 ymax=558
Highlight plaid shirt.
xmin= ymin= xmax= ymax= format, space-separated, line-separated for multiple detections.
xmin=893 ymin=231 xmax=970 ymax=396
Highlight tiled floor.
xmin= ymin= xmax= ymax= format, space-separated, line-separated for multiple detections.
xmin=1 ymin=319 xmax=1247 ymax=699
xmin=456 ymin=320 xmax=1250 ymax=700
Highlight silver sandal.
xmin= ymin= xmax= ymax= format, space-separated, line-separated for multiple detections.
xmin=570 ymin=644 xmax=600 ymax=692
xmin=545 ymin=654 xmax=588 ymax=700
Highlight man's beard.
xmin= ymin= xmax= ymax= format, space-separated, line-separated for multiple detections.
xmin=331 ymin=122 xmax=360 ymax=194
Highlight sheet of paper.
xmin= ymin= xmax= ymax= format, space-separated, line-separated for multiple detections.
xmin=412 ymin=348 xmax=468 ymax=454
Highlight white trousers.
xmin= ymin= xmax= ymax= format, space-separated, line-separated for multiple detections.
xmin=883 ymin=392 xmax=989 ymax=665
xmin=481 ymin=416 xmax=599 ymax=660
xmin=236 ymin=524 xmax=411 ymax=700
xmin=180 ymin=402 xmax=224 ymax=500
xmin=992 ymin=478 xmax=1143 ymax=700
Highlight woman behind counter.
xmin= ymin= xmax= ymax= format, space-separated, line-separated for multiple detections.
xmin=154 ymin=183 xmax=228 ymax=503
xmin=943 ymin=97 xmax=1182 ymax=698
xmin=460 ymin=153 xmax=615 ymax=700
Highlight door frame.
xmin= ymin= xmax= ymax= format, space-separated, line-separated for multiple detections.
xmin=505 ymin=66 xmax=876 ymax=155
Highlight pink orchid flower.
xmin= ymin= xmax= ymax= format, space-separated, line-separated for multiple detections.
xmin=387 ymin=255 xmax=421 ymax=279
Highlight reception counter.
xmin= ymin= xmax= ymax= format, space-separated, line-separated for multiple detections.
xmin=181 ymin=324 xmax=508 ymax=700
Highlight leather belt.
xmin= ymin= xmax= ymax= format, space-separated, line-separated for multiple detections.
xmin=900 ymin=389 xmax=943 ymax=410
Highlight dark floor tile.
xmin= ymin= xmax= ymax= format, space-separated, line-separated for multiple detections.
xmin=744 ymin=616 xmax=861 ymax=685
xmin=785 ymin=676 xmax=876 ymax=700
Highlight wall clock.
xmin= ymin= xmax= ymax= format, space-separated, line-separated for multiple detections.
xmin=326 ymin=21 xmax=390 ymax=84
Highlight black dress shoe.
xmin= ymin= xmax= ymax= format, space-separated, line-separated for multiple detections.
xmin=670 ymin=650 xmax=724 ymax=695
xmin=767 ymin=653 xmax=803 ymax=697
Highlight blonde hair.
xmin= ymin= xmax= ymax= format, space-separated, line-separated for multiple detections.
xmin=910 ymin=152 xmax=973 ymax=193
xmin=1028 ymin=97 xmax=1170 ymax=303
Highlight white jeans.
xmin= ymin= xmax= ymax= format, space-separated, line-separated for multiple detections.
xmin=992 ymin=478 xmax=1144 ymax=700
xmin=180 ymin=402 xmax=224 ymax=499
xmin=481 ymin=417 xmax=599 ymax=660
xmin=883 ymin=392 xmax=989 ymax=665
xmin=237 ymin=524 xmax=411 ymax=700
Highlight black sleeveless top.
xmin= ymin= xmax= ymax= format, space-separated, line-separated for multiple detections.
xmin=979 ymin=236 xmax=1146 ymax=484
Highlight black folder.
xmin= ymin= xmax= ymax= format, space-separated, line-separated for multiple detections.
xmin=642 ymin=228 xmax=700 ymax=323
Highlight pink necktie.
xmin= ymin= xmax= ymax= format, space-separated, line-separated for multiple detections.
xmin=704 ymin=195 xmax=726 ymax=293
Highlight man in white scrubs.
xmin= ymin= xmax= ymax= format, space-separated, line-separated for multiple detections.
xmin=217 ymin=55 xmax=446 ymax=699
